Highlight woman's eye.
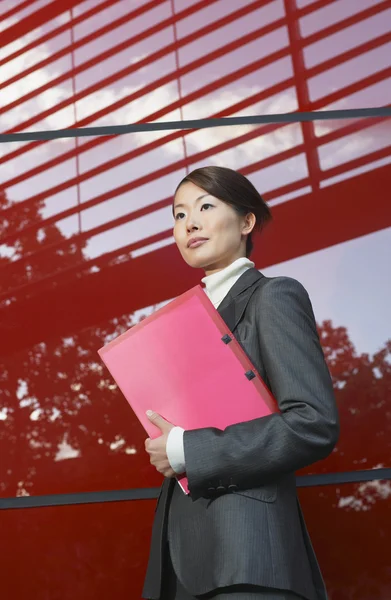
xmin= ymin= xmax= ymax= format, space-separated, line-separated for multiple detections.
xmin=201 ymin=203 xmax=213 ymax=211
xmin=175 ymin=212 xmax=185 ymax=220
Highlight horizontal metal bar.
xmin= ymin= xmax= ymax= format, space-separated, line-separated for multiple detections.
xmin=0 ymin=46 xmax=292 ymax=167
xmin=0 ymin=74 xmax=295 ymax=187
xmin=1 ymin=121 xmax=287 ymax=243
xmin=0 ymin=487 xmax=160 ymax=510
xmin=4 ymin=0 xmax=277 ymax=134
xmin=1 ymin=107 xmax=390 ymax=144
xmin=296 ymin=467 xmax=391 ymax=488
xmin=1 ymin=468 xmax=390 ymax=510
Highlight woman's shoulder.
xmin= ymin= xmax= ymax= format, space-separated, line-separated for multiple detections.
xmin=256 ymin=273 xmax=310 ymax=300
xmin=246 ymin=274 xmax=316 ymax=330
xmin=248 ymin=274 xmax=314 ymax=320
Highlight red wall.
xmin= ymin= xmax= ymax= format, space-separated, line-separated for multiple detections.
xmin=1 ymin=0 xmax=391 ymax=597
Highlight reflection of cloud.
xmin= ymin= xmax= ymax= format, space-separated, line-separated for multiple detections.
xmin=76 ymin=81 xmax=183 ymax=159
xmin=130 ymin=53 xmax=148 ymax=65
xmin=55 ymin=435 xmax=81 ymax=461
xmin=319 ymin=121 xmax=390 ymax=171
xmin=2 ymin=18 xmax=389 ymax=274
xmin=3 ymin=22 xmax=384 ymax=183
xmin=1 ymin=17 xmax=73 ymax=132
xmin=338 ymin=475 xmax=391 ymax=511
xmin=180 ymin=88 xmax=300 ymax=168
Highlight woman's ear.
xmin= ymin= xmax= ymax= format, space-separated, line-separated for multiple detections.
xmin=242 ymin=212 xmax=256 ymax=235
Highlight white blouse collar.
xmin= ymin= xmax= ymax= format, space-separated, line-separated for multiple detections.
xmin=201 ymin=257 xmax=255 ymax=308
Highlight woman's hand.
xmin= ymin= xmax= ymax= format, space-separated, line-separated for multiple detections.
xmin=144 ymin=410 xmax=177 ymax=478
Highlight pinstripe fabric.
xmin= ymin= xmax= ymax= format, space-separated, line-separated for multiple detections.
xmin=142 ymin=269 xmax=339 ymax=600
xmin=161 ymin=542 xmax=304 ymax=600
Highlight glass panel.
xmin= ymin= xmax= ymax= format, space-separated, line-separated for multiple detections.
xmin=261 ymin=116 xmax=391 ymax=476
xmin=296 ymin=0 xmax=319 ymax=7
xmin=1 ymin=117 xmax=390 ymax=495
xmin=1 ymin=7 xmax=74 ymax=132
xmin=298 ymin=482 xmax=391 ymax=598
xmin=2 ymin=484 xmax=390 ymax=599
xmin=182 ymin=62 xmax=297 ymax=121
xmin=177 ymin=1 xmax=286 ymax=69
xmin=299 ymin=0 xmax=386 ymax=40
xmin=74 ymin=35 xmax=177 ymax=128
xmin=307 ymin=42 xmax=391 ymax=106
xmin=73 ymin=2 xmax=171 ymax=67
xmin=180 ymin=22 xmax=290 ymax=104
xmin=301 ymin=1 xmax=391 ymax=109
xmin=72 ymin=0 xmax=176 ymax=130
xmin=0 ymin=499 xmax=156 ymax=599
xmin=1 ymin=1 xmax=175 ymax=132
xmin=265 ymin=228 xmax=391 ymax=476
xmin=2 ymin=0 xmax=389 ymax=137
xmin=72 ymin=0 xmax=125 ymax=20
xmin=0 ymin=136 xmax=80 ymax=249
xmin=0 ymin=0 xmax=53 ymax=29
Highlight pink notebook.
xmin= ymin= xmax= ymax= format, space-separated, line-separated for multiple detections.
xmin=98 ymin=285 xmax=278 ymax=494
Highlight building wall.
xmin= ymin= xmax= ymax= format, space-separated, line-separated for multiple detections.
xmin=0 ymin=0 xmax=390 ymax=598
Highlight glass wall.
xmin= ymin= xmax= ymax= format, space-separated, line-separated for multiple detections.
xmin=1 ymin=0 xmax=390 ymax=597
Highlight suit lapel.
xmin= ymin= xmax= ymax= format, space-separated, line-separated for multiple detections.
xmin=217 ymin=268 xmax=264 ymax=333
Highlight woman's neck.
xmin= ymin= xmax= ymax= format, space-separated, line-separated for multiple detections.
xmin=203 ymin=254 xmax=248 ymax=277
xmin=201 ymin=257 xmax=255 ymax=308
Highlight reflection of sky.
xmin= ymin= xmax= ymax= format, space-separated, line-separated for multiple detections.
xmin=1 ymin=0 xmax=390 ymax=255
xmin=263 ymin=227 xmax=391 ymax=356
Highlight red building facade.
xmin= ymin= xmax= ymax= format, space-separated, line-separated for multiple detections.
xmin=1 ymin=0 xmax=391 ymax=598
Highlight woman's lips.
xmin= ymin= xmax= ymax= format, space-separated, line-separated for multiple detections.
xmin=188 ymin=239 xmax=208 ymax=249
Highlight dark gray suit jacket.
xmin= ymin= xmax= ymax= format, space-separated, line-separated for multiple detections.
xmin=142 ymin=269 xmax=339 ymax=600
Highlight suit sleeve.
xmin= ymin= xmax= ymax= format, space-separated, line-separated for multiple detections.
xmin=183 ymin=277 xmax=340 ymax=500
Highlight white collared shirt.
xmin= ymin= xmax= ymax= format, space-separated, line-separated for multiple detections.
xmin=166 ymin=257 xmax=255 ymax=474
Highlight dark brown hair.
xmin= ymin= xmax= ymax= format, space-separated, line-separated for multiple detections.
xmin=175 ymin=166 xmax=272 ymax=257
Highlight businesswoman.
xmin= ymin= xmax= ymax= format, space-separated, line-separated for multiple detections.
xmin=143 ymin=166 xmax=339 ymax=600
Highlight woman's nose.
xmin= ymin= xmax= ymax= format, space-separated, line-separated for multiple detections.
xmin=186 ymin=218 xmax=199 ymax=232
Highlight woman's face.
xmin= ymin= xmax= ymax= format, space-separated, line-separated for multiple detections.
xmin=173 ymin=181 xmax=254 ymax=275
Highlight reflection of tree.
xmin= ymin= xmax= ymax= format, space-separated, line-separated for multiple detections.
xmin=304 ymin=320 xmax=391 ymax=474
xmin=0 ymin=190 xmax=155 ymax=497
xmin=0 ymin=190 xmax=84 ymax=293
xmin=0 ymin=188 xmax=390 ymax=497
xmin=299 ymin=323 xmax=391 ymax=597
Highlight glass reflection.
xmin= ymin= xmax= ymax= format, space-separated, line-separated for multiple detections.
xmin=0 ymin=499 xmax=155 ymax=599
xmin=0 ymin=0 xmax=390 ymax=499
xmin=298 ymin=482 xmax=391 ymax=598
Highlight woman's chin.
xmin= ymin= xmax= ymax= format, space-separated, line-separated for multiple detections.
xmin=179 ymin=246 xmax=219 ymax=271
xmin=186 ymin=259 xmax=208 ymax=270
xmin=183 ymin=254 xmax=213 ymax=270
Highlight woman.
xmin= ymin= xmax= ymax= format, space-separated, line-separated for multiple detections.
xmin=142 ymin=166 xmax=339 ymax=600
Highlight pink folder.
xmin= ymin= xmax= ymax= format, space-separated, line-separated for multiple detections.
xmin=98 ymin=285 xmax=278 ymax=494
